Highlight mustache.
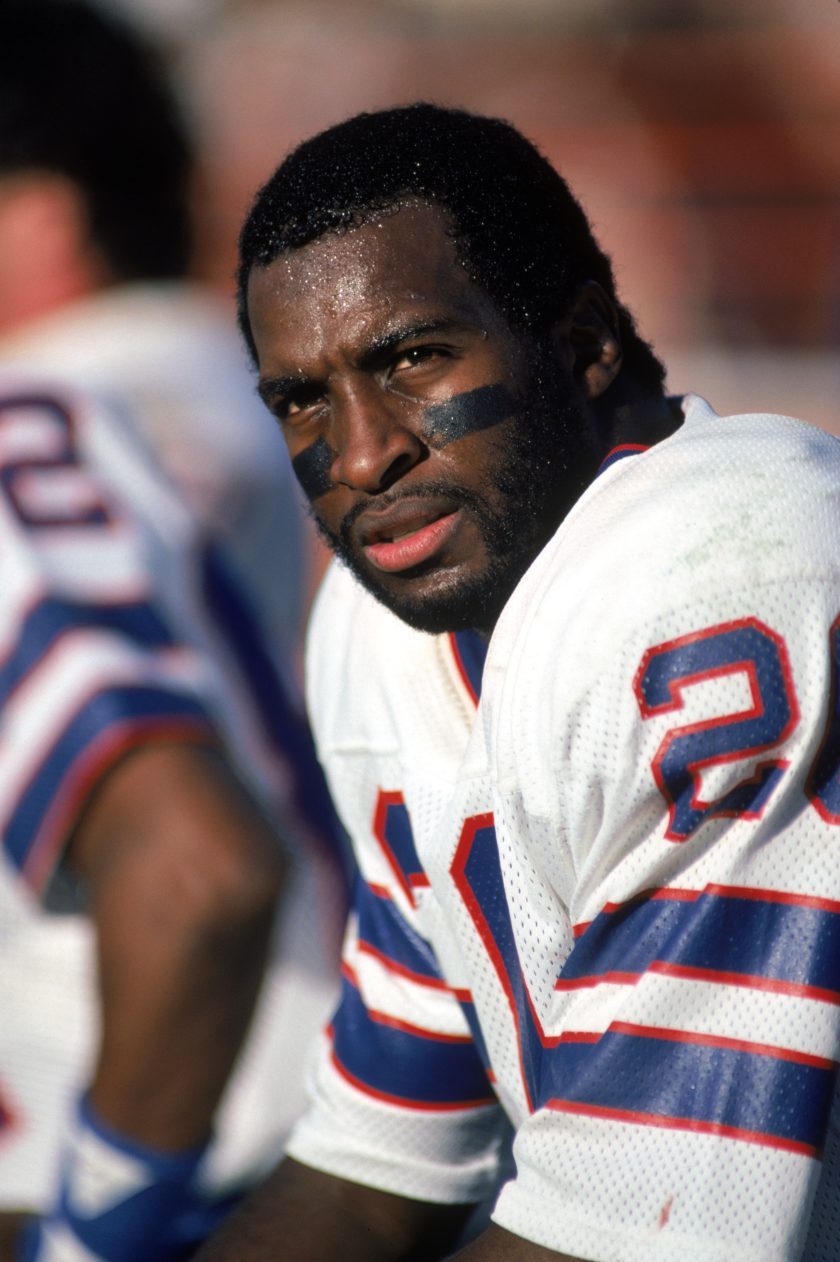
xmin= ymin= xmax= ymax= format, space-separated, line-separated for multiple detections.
xmin=334 ymin=480 xmax=481 ymax=551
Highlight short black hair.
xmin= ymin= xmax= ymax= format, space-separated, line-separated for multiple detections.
xmin=0 ymin=0 xmax=192 ymax=280
xmin=238 ymin=103 xmax=665 ymax=389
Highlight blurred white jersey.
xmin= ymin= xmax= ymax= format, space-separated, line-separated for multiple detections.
xmin=0 ymin=281 xmax=307 ymax=652
xmin=0 ymin=373 xmax=345 ymax=1206
xmin=297 ymin=396 xmax=840 ymax=1261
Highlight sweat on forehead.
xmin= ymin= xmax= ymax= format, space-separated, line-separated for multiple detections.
xmin=246 ymin=204 xmax=511 ymax=389
xmin=238 ymin=107 xmax=594 ymax=352
xmin=238 ymin=104 xmax=666 ymax=390
xmin=266 ymin=202 xmax=452 ymax=300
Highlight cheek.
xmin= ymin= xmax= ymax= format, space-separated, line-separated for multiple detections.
xmin=291 ymin=436 xmax=334 ymax=502
xmin=422 ymin=383 xmax=515 ymax=447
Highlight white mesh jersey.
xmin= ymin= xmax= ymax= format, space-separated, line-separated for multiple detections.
xmin=0 ymin=373 xmax=345 ymax=1207
xmin=0 ymin=281 xmax=308 ymax=652
xmin=298 ymin=395 xmax=840 ymax=1261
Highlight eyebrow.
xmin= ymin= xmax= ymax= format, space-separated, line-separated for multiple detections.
xmin=358 ymin=317 xmax=472 ymax=368
xmin=257 ymin=374 xmax=304 ymax=408
xmin=257 ymin=317 xmax=475 ymax=406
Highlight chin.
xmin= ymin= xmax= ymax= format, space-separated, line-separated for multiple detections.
xmin=339 ymin=553 xmax=511 ymax=637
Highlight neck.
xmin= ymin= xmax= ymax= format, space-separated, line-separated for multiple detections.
xmin=595 ymin=376 xmax=683 ymax=454
xmin=471 ymin=378 xmax=681 ymax=644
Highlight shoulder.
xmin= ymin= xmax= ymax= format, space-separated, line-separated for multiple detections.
xmin=577 ymin=397 xmax=840 ymax=581
xmin=485 ymin=398 xmax=840 ymax=734
xmin=503 ymin=397 xmax=840 ymax=642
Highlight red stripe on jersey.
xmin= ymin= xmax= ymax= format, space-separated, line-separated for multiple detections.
xmin=555 ymin=961 xmax=840 ymax=1006
xmin=609 ymin=1021 xmax=836 ymax=1070
xmin=544 ymin=1099 xmax=821 ymax=1158
xmin=574 ymin=883 xmax=840 ymax=935
xmin=23 ymin=716 xmax=218 ymax=892
xmin=448 ymin=632 xmax=480 ymax=708
xmin=342 ymin=959 xmax=470 ymax=1043
xmin=329 ymin=1048 xmax=496 ymax=1112
xmin=648 ymin=960 xmax=840 ymax=1004
xmin=356 ymin=940 xmax=454 ymax=992
xmin=574 ymin=886 xmax=701 ymax=933
xmin=555 ymin=970 xmax=640 ymax=991
xmin=0 ymin=1082 xmax=19 ymax=1145
xmin=704 ymin=884 xmax=840 ymax=915
xmin=367 ymin=1009 xmax=474 ymax=1045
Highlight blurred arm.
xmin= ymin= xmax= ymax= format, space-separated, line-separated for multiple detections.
xmin=69 ymin=740 xmax=288 ymax=1149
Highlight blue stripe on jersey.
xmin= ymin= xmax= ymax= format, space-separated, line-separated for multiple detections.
xmin=451 ymin=630 xmax=488 ymax=703
xmin=0 ymin=597 xmax=176 ymax=711
xmin=562 ymin=890 xmax=840 ymax=998
xmin=7 ymin=685 xmax=215 ymax=877
xmin=331 ymin=972 xmax=495 ymax=1110
xmin=355 ymin=878 xmax=447 ymax=984
xmin=374 ymin=791 xmax=427 ymax=900
xmin=200 ymin=545 xmax=349 ymax=879
xmin=454 ymin=814 xmax=836 ymax=1145
xmin=542 ymin=1028 xmax=835 ymax=1156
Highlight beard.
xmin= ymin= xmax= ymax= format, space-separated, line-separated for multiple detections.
xmin=313 ymin=355 xmax=598 ymax=636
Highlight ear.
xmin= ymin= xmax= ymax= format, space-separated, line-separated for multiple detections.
xmin=0 ymin=173 xmax=108 ymax=334
xmin=552 ymin=280 xmax=622 ymax=400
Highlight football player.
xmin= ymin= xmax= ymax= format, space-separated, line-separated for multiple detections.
xmin=198 ymin=104 xmax=840 ymax=1261
xmin=0 ymin=372 xmax=345 ymax=1261
xmin=0 ymin=0 xmax=309 ymax=652
xmin=0 ymin=4 xmax=347 ymax=1256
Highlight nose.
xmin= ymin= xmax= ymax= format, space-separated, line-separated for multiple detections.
xmin=330 ymin=378 xmax=425 ymax=494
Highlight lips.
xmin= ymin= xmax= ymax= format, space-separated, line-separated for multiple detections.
xmin=357 ymin=498 xmax=461 ymax=573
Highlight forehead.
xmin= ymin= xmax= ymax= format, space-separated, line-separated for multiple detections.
xmin=246 ymin=202 xmax=497 ymax=370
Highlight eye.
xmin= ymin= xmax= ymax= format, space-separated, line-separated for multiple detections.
xmin=273 ymin=383 xmax=325 ymax=423
xmin=391 ymin=345 xmax=449 ymax=374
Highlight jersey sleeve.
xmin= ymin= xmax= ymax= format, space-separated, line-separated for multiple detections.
xmin=290 ymin=562 xmax=509 ymax=1205
xmin=286 ymin=871 xmax=510 ymax=1204
xmin=485 ymin=412 xmax=840 ymax=1260
xmin=0 ymin=384 xmax=222 ymax=897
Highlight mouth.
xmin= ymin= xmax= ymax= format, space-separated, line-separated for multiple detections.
xmin=357 ymin=499 xmax=462 ymax=574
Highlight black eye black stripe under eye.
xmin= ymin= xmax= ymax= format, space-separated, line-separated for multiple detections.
xmin=291 ymin=383 xmax=515 ymax=499
xmin=292 ymin=435 xmax=333 ymax=501
xmin=422 ymin=384 xmax=514 ymax=447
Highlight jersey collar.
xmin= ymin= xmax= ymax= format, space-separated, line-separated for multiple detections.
xmin=449 ymin=630 xmax=487 ymax=706
xmin=449 ymin=436 xmax=658 ymax=704
xmin=596 ymin=442 xmax=650 ymax=477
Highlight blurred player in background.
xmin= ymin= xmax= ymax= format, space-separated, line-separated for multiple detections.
xmin=0 ymin=0 xmax=308 ymax=653
xmin=0 ymin=369 xmax=345 ymax=1262
xmin=0 ymin=2 xmax=347 ymax=1259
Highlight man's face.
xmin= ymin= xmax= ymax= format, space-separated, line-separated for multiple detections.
xmin=247 ymin=202 xmax=598 ymax=635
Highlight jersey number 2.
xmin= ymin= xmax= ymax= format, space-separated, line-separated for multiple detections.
xmin=0 ymin=393 xmax=112 ymax=530
xmin=634 ymin=618 xmax=800 ymax=841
